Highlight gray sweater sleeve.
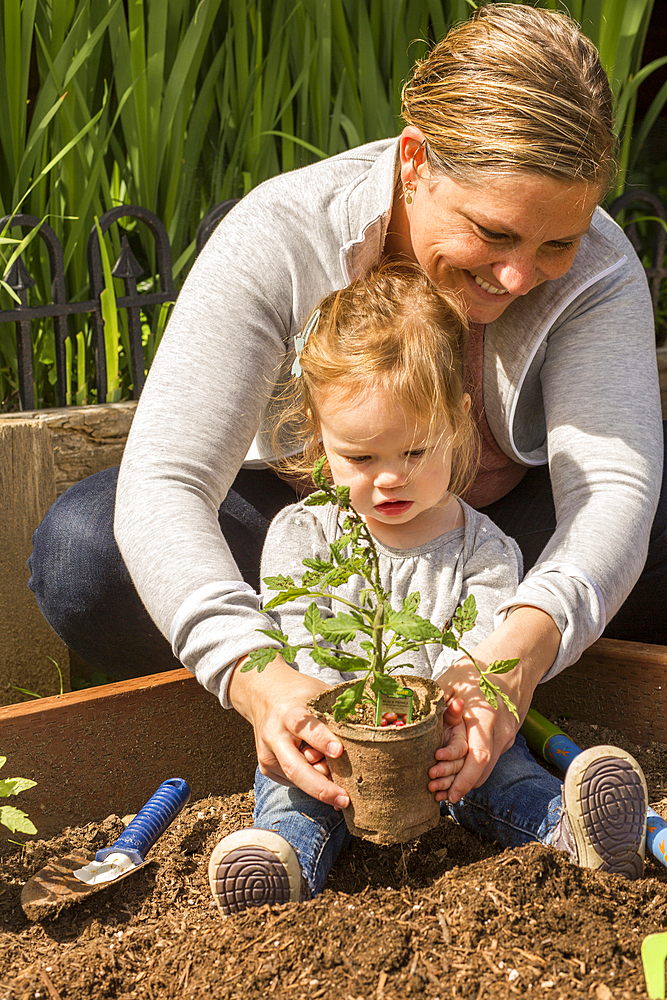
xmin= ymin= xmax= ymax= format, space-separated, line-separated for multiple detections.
xmin=114 ymin=188 xmax=297 ymax=707
xmin=493 ymin=234 xmax=662 ymax=677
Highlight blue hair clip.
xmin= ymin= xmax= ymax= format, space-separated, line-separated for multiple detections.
xmin=291 ymin=309 xmax=320 ymax=377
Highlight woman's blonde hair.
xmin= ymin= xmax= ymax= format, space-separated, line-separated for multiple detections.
xmin=274 ymin=266 xmax=478 ymax=496
xmin=401 ymin=3 xmax=615 ymax=191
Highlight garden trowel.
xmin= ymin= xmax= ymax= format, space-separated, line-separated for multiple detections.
xmin=21 ymin=777 xmax=190 ymax=920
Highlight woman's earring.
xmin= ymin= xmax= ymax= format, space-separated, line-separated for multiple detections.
xmin=404 ymin=186 xmax=413 ymax=205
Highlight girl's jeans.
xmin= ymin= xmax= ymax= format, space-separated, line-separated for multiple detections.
xmin=254 ymin=732 xmax=563 ymax=897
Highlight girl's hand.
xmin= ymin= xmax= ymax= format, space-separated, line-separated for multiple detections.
xmin=436 ymin=607 xmax=561 ymax=804
xmin=428 ymin=697 xmax=467 ymax=801
xmin=228 ymin=651 xmax=351 ymax=810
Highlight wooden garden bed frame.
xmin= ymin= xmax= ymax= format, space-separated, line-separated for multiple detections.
xmin=2 ymin=636 xmax=666 ymax=841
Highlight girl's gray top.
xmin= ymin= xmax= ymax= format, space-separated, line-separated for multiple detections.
xmin=259 ymin=500 xmax=523 ymax=685
xmin=114 ymin=139 xmax=663 ymax=708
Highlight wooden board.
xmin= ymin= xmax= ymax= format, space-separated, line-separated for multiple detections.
xmin=531 ymin=637 xmax=667 ymax=745
xmin=0 ymin=669 xmax=256 ymax=841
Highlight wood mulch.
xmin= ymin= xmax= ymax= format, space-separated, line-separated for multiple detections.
xmin=2 ymin=716 xmax=667 ymax=999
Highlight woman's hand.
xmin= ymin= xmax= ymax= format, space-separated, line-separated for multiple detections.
xmin=429 ymin=697 xmax=467 ymax=802
xmin=228 ymin=651 xmax=351 ymax=810
xmin=437 ymin=606 xmax=561 ymax=803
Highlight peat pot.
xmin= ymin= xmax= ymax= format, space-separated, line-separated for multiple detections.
xmin=308 ymin=676 xmax=445 ymax=845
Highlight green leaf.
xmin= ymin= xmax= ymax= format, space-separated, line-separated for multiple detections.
xmin=317 ymin=611 xmax=367 ymax=642
xmin=498 ymin=690 xmax=520 ymax=723
xmin=453 ymin=594 xmax=478 ymax=635
xmin=304 ymin=602 xmax=323 ymax=637
xmin=312 ymin=456 xmax=329 ymax=488
xmin=321 ymin=566 xmax=358 ymax=588
xmin=331 ymin=680 xmax=366 ymax=721
xmin=486 ymin=658 xmax=520 ymax=676
xmin=0 ymin=758 xmax=5 ymax=770
xmin=385 ymin=607 xmax=442 ymax=640
xmin=303 ymin=490 xmax=334 ymax=507
xmin=370 ymin=672 xmax=403 ymax=697
xmin=440 ymin=629 xmax=459 ymax=649
xmin=263 ymin=574 xmax=296 ymax=591
xmin=0 ymin=805 xmax=37 ymax=835
xmin=478 ymin=676 xmax=498 ymax=710
xmin=335 ymin=485 xmax=351 ymax=508
xmin=308 ymin=647 xmax=368 ymax=672
xmin=241 ymin=648 xmax=281 ymax=673
xmin=264 ymin=587 xmax=313 ymax=609
xmin=402 ymin=592 xmax=421 ymax=613
xmin=0 ymin=777 xmax=36 ymax=797
xmin=255 ymin=627 xmax=291 ymax=644
xmin=302 ymin=557 xmax=333 ymax=573
xmin=330 ymin=534 xmax=353 ymax=558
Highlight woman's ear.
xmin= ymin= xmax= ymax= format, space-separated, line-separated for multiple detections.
xmin=399 ymin=125 xmax=429 ymax=187
xmin=462 ymin=392 xmax=472 ymax=416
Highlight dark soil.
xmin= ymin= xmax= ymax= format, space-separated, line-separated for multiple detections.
xmin=3 ymin=717 xmax=667 ymax=1000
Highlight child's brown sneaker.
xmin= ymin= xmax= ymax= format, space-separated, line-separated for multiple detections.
xmin=208 ymin=828 xmax=303 ymax=915
xmin=559 ymin=745 xmax=647 ymax=880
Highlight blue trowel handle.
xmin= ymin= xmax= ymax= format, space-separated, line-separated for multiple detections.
xmin=95 ymin=778 xmax=191 ymax=866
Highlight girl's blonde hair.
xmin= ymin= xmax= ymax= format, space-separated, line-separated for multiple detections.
xmin=401 ymin=3 xmax=615 ymax=191
xmin=275 ymin=266 xmax=478 ymax=496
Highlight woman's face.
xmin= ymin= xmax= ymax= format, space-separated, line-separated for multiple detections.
xmin=394 ymin=129 xmax=601 ymax=324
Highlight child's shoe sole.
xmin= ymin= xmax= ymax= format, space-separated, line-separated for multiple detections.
xmin=208 ymin=828 xmax=302 ymax=916
xmin=563 ymin=745 xmax=647 ymax=880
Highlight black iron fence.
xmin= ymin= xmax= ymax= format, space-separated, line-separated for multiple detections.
xmin=1 ymin=193 xmax=665 ymax=412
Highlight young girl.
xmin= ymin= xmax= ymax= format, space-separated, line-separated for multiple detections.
xmin=208 ymin=267 xmax=648 ymax=915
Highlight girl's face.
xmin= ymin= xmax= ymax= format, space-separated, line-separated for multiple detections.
xmin=392 ymin=128 xmax=601 ymax=325
xmin=316 ymin=384 xmax=470 ymax=547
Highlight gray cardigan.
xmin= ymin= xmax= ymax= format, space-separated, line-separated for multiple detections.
xmin=260 ymin=500 xmax=523 ymax=684
xmin=114 ymin=139 xmax=663 ymax=707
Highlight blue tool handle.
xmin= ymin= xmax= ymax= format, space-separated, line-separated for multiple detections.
xmin=95 ymin=778 xmax=191 ymax=866
xmin=647 ymin=807 xmax=667 ymax=866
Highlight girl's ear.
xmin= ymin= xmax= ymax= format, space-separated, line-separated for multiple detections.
xmin=399 ymin=125 xmax=429 ymax=187
xmin=462 ymin=392 xmax=471 ymax=416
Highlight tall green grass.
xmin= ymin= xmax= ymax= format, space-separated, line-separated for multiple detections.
xmin=0 ymin=0 xmax=664 ymax=410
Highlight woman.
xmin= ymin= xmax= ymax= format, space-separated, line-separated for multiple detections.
xmin=30 ymin=5 xmax=663 ymax=836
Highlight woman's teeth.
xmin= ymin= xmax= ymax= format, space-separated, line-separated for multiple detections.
xmin=473 ymin=275 xmax=508 ymax=295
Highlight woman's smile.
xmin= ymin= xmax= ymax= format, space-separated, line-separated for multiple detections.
xmin=472 ymin=274 xmax=509 ymax=296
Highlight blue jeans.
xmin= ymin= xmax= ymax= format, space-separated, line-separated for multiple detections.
xmin=254 ymin=733 xmax=563 ymax=896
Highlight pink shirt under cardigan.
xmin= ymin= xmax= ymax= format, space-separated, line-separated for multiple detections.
xmin=464 ymin=323 xmax=527 ymax=509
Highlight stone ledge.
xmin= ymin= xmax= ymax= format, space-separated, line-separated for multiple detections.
xmin=0 ymin=400 xmax=137 ymax=496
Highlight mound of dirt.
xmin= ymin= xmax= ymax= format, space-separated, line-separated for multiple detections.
xmin=2 ymin=716 xmax=667 ymax=999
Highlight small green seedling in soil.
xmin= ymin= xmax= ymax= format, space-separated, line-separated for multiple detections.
xmin=0 ymin=757 xmax=37 ymax=835
xmin=243 ymin=458 xmax=519 ymax=724
xmin=12 ymin=655 xmax=64 ymax=700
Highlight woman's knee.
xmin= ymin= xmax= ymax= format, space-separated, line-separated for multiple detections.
xmin=28 ymin=466 xmax=125 ymax=609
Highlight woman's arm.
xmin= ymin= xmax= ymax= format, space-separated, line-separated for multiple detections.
xmin=228 ymin=652 xmax=350 ymax=808
xmin=437 ymin=605 xmax=561 ymax=802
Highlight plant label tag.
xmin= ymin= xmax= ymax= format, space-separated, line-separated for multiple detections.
xmin=376 ymin=687 xmax=413 ymax=727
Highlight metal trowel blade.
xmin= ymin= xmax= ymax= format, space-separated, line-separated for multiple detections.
xmin=21 ymin=851 xmax=150 ymax=921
